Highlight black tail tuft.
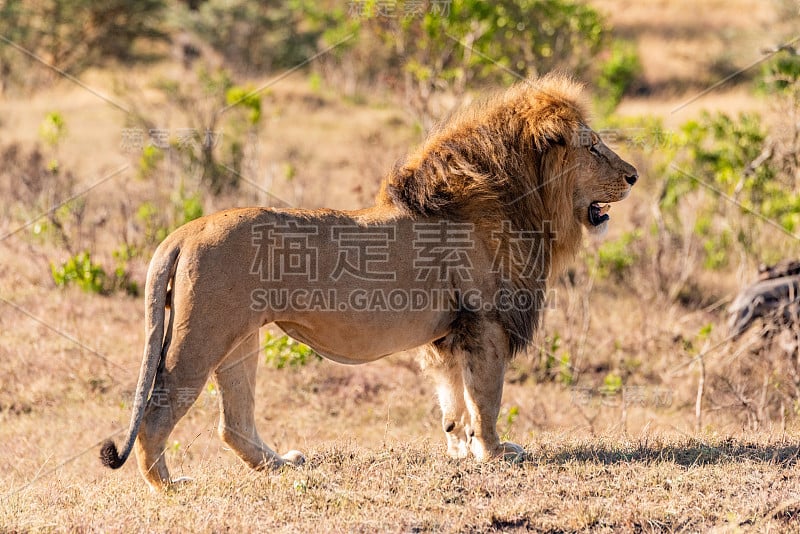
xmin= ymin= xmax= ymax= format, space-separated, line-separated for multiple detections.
xmin=100 ymin=439 xmax=126 ymax=469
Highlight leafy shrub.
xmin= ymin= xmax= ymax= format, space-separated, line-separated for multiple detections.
xmin=498 ymin=405 xmax=519 ymax=441
xmin=225 ymin=86 xmax=263 ymax=126
xmin=263 ymin=332 xmax=320 ymax=369
xmin=600 ymin=372 xmax=623 ymax=396
xmin=51 ymin=250 xmax=139 ymax=296
xmin=177 ymin=0 xmax=322 ymax=75
xmin=136 ymin=187 xmax=204 ymax=248
xmin=314 ymin=0 xmax=609 ymax=123
xmin=51 ymin=252 xmax=106 ymax=294
xmin=694 ymin=216 xmax=731 ymax=270
xmin=533 ymin=332 xmax=574 ymax=384
xmin=136 ymin=201 xmax=169 ymax=246
xmin=0 ymin=0 xmax=166 ymax=91
xmin=758 ymin=48 xmax=800 ymax=94
xmin=38 ymin=112 xmax=67 ymax=147
xmin=591 ymin=230 xmax=642 ymax=280
xmin=138 ymin=145 xmax=164 ymax=181
xmin=148 ymin=68 xmax=263 ymax=193
xmin=660 ymin=111 xmax=798 ymax=266
xmin=595 ymin=40 xmax=642 ymax=114
xmin=176 ymin=191 xmax=204 ymax=227
xmin=111 ymin=245 xmax=140 ymax=296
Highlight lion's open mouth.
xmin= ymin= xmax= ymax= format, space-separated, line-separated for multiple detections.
xmin=588 ymin=202 xmax=611 ymax=226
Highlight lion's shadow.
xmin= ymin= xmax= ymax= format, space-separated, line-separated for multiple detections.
xmin=538 ymin=440 xmax=800 ymax=467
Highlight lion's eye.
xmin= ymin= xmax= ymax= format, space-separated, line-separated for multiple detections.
xmin=589 ymin=144 xmax=601 ymax=156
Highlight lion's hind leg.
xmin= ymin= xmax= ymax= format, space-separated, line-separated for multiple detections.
xmin=214 ymin=332 xmax=305 ymax=471
xmin=422 ymin=345 xmax=470 ymax=459
xmin=134 ymin=314 xmax=247 ymax=491
xmin=134 ymin=349 xmax=212 ymax=491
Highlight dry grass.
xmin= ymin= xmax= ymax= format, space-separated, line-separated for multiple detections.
xmin=590 ymin=0 xmax=781 ymax=94
xmin=4 ymin=415 xmax=800 ymax=532
xmin=590 ymin=0 xmax=795 ymax=126
xmin=3 ymin=281 xmax=800 ymax=532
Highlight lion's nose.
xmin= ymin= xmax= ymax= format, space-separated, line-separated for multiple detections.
xmin=624 ymin=173 xmax=638 ymax=186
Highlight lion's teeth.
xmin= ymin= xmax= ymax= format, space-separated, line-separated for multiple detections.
xmin=599 ymin=204 xmax=610 ymax=215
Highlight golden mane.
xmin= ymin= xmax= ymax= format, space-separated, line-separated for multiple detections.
xmin=379 ymin=74 xmax=588 ymax=257
xmin=378 ymin=74 xmax=590 ymax=354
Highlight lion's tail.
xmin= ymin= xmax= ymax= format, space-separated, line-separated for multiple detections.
xmin=100 ymin=242 xmax=181 ymax=470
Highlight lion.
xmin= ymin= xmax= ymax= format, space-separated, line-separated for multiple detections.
xmin=100 ymin=73 xmax=637 ymax=490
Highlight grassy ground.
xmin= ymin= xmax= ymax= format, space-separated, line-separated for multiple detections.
xmin=3 ymin=0 xmax=800 ymax=531
xmin=2 ymin=293 xmax=800 ymax=533
xmin=3 ymin=259 xmax=800 ymax=531
xmin=5 ymin=421 xmax=800 ymax=531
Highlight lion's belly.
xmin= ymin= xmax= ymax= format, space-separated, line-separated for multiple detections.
xmin=274 ymin=310 xmax=450 ymax=364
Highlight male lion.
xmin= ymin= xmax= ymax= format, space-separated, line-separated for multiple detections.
xmin=101 ymin=74 xmax=637 ymax=490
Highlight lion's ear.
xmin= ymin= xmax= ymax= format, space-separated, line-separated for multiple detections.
xmin=534 ymin=131 xmax=566 ymax=152
xmin=544 ymin=134 xmax=566 ymax=147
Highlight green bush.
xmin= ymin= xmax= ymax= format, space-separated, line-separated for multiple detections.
xmin=51 ymin=252 xmax=106 ymax=294
xmin=263 ymin=332 xmax=320 ymax=369
xmin=176 ymin=191 xmax=204 ymax=227
xmin=660 ymin=111 xmax=798 ymax=266
xmin=225 ymin=86 xmax=263 ymax=126
xmin=150 ymin=68 xmax=262 ymax=193
xmin=138 ymin=145 xmax=164 ymax=181
xmin=51 ymin=249 xmax=139 ymax=296
xmin=136 ymin=187 xmax=204 ymax=248
xmin=758 ymin=48 xmax=800 ymax=94
xmin=595 ymin=40 xmax=641 ymax=114
xmin=177 ymin=0 xmax=321 ymax=75
xmin=111 ymin=245 xmax=140 ymax=296
xmin=314 ymin=0 xmax=609 ymax=121
xmin=498 ymin=405 xmax=519 ymax=441
xmin=136 ymin=201 xmax=169 ymax=246
xmin=600 ymin=372 xmax=623 ymax=396
xmin=592 ymin=230 xmax=642 ymax=280
xmin=38 ymin=112 xmax=67 ymax=147
xmin=536 ymin=332 xmax=574 ymax=384
xmin=0 ymin=0 xmax=166 ymax=90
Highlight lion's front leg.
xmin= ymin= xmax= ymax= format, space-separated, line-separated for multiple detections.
xmin=436 ymin=366 xmax=471 ymax=459
xmin=460 ymin=323 xmax=525 ymax=463
xmin=421 ymin=346 xmax=470 ymax=458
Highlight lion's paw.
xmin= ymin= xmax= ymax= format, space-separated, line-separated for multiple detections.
xmin=159 ymin=476 xmax=194 ymax=493
xmin=471 ymin=440 xmax=526 ymax=463
xmin=446 ymin=439 xmax=470 ymax=459
xmin=445 ymin=429 xmax=470 ymax=459
xmin=498 ymin=441 xmax=526 ymax=463
xmin=281 ymin=450 xmax=306 ymax=466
